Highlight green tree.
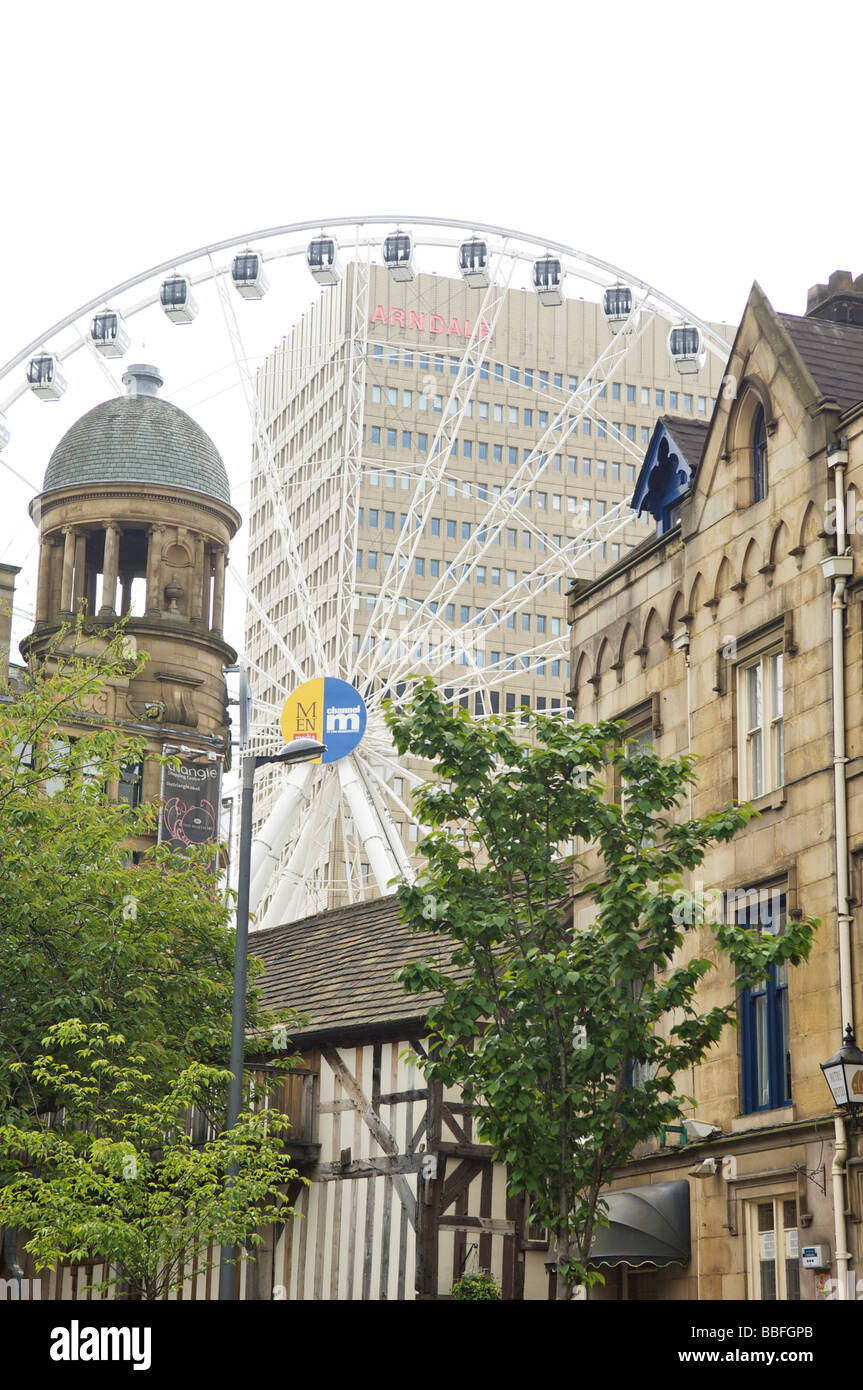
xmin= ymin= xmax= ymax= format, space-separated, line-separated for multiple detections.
xmin=0 ymin=626 xmax=284 ymax=1127
xmin=386 ymin=682 xmax=816 ymax=1298
xmin=0 ymin=1021 xmax=301 ymax=1300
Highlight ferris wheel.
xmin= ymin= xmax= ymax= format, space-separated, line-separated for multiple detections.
xmin=0 ymin=216 xmax=731 ymax=926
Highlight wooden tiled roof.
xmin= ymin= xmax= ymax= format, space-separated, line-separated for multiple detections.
xmin=249 ymin=894 xmax=453 ymax=1040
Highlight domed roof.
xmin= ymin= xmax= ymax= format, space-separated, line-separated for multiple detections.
xmin=42 ymin=367 xmax=231 ymax=505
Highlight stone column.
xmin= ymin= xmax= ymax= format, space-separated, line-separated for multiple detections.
xmin=211 ymin=548 xmax=227 ymax=634
xmin=60 ymin=527 xmax=76 ymax=613
xmin=35 ymin=534 xmax=53 ymax=623
xmin=72 ymin=533 xmax=87 ymax=612
xmin=100 ymin=524 xmax=121 ymax=616
xmin=145 ymin=525 xmax=164 ymax=616
xmin=191 ymin=534 xmax=205 ymax=622
xmin=119 ymin=573 xmax=133 ymax=616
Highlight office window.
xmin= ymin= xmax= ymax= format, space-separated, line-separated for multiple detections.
xmin=745 ymin=1195 xmax=799 ymax=1301
xmin=656 ymin=389 xmax=664 ymax=408
xmin=509 ymin=446 xmax=518 ymax=466
xmin=368 ymin=468 xmax=379 ymax=486
xmin=446 ymin=520 xmax=456 ymax=539
xmin=738 ymin=650 xmax=783 ymax=799
xmin=583 ymin=420 xmax=591 ymax=436
xmin=389 ymin=347 xmax=398 ymax=365
xmin=415 ymin=557 xmax=424 ymax=576
xmin=386 ymin=428 xmax=396 ymax=447
xmin=626 ymin=463 xmax=636 ymax=484
xmin=507 ymin=527 xmax=517 ymax=545
xmin=522 ymin=531 xmax=531 ymax=549
xmin=479 ymin=400 xmax=489 ymax=419
xmin=491 ymin=568 xmax=501 ymax=586
xmin=598 ymin=420 xmax=606 ymax=439
xmin=669 ymin=391 xmax=678 ymax=409
xmin=568 ymin=376 xmax=577 ymax=392
xmin=463 ymin=440 xmax=473 ymax=458
xmin=538 ymin=411 xmax=548 ymax=428
xmin=373 ymin=344 xmax=383 ymax=362
xmin=368 ymin=508 xmax=378 ymax=527
xmin=494 ymin=403 xmax=503 ymax=423
xmin=367 ymin=551 xmax=378 ymax=569
xmin=698 ymin=395 xmax=707 ymax=413
xmin=493 ymin=444 xmax=503 ymax=462
xmin=495 ymin=362 xmax=504 ymax=382
xmin=387 ymin=387 xmax=397 ymax=406
xmin=404 ymin=351 xmax=414 ymax=369
xmin=611 ymin=461 xmax=620 ymax=481
xmin=480 ymin=361 xmax=488 ymax=380
xmin=626 ymin=384 xmax=635 ymax=403
xmin=430 ymin=516 xmax=440 ymax=536
xmin=509 ymin=406 xmax=518 ymax=424
xmin=371 ymin=426 xmax=381 ymax=445
xmin=418 ymin=432 xmax=428 ymax=451
xmin=402 ymin=390 xmax=413 ymax=408
xmin=371 ymin=385 xmax=382 ymax=403
xmin=641 ymin=427 xmax=650 ymax=444
xmin=524 ymin=369 xmax=533 ymax=387
xmin=524 ymin=408 xmax=533 ymax=426
xmin=430 ymin=558 xmax=440 ymax=577
xmin=626 ymin=424 xmax=635 ymax=442
xmin=450 ymin=356 xmax=459 ymax=374
xmin=684 ymin=393 xmax=693 ymax=410
xmin=462 ymin=522 xmax=471 ymax=539
xmin=477 ymin=566 xmax=486 ymax=584
xmin=434 ymin=395 xmax=443 ymax=413
xmin=434 ymin=354 xmax=444 ymax=372
xmin=118 ymin=760 xmax=143 ymax=809
xmin=597 ymin=459 xmax=607 ymax=479
xmin=640 ymin=387 xmax=649 ymax=405
xmin=478 ymin=441 xmax=488 ymax=460
xmin=384 ymin=511 xmax=394 ymax=530
xmin=418 ymin=393 xmax=428 ymax=411
xmin=581 ymin=458 xmax=590 ymax=476
xmin=537 ymin=492 xmax=547 ymax=510
xmin=612 ymin=382 xmax=621 ymax=401
xmin=402 ymin=431 xmax=411 ymax=449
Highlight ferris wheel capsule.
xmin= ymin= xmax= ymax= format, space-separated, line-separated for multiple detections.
xmin=668 ymin=323 xmax=706 ymax=375
xmin=231 ymin=250 xmax=269 ymax=300
xmin=26 ymin=354 xmax=67 ymax=400
xmin=458 ymin=238 xmax=489 ymax=289
xmin=0 ymin=413 xmax=9 ymax=450
xmin=307 ymin=237 xmax=342 ymax=286
xmin=383 ymin=231 xmax=414 ymax=282
xmin=603 ymin=284 xmax=634 ymax=333
xmin=159 ymin=275 xmax=198 ymax=324
xmin=89 ymin=310 xmax=130 ymax=357
xmin=532 ymin=257 xmax=563 ymax=306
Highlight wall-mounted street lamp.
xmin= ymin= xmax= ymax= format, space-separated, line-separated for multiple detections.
xmin=217 ymin=689 xmax=326 ymax=1300
xmin=821 ymin=1025 xmax=863 ymax=1129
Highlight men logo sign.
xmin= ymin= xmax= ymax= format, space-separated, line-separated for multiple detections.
xmin=281 ymin=678 xmax=367 ymax=764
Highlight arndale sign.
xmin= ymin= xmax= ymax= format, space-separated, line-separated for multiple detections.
xmin=371 ymin=304 xmax=492 ymax=341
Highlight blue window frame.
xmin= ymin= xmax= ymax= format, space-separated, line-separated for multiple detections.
xmin=371 ymin=425 xmax=381 ymax=445
xmin=739 ymin=893 xmax=790 ymax=1113
xmin=753 ymin=404 xmax=768 ymax=502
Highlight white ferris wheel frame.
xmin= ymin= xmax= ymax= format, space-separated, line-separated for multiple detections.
xmin=0 ymin=215 xmax=731 ymax=925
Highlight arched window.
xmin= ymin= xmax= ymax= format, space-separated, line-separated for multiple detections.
xmin=753 ymin=405 xmax=768 ymax=503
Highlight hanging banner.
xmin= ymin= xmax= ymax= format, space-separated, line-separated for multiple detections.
xmin=281 ymin=677 xmax=366 ymax=764
xmin=158 ymin=750 xmax=222 ymax=858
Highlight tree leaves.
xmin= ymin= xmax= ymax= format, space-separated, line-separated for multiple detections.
xmin=384 ymin=681 xmax=818 ymax=1295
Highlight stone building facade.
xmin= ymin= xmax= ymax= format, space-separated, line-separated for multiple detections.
xmin=21 ymin=364 xmax=240 ymax=848
xmin=567 ymin=271 xmax=863 ymax=1300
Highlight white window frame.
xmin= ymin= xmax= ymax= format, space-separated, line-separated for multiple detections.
xmin=744 ymin=1192 xmax=800 ymax=1301
xmin=737 ymin=649 xmax=784 ymax=800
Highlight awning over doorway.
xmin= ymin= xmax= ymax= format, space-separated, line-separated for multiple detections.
xmin=588 ymin=1180 xmax=690 ymax=1269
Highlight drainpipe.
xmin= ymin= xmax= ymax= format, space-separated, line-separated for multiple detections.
xmin=821 ymin=438 xmax=854 ymax=1299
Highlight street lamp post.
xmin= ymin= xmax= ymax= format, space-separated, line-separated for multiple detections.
xmin=217 ymin=699 xmax=325 ymax=1301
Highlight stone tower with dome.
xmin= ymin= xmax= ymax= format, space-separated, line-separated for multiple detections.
xmin=21 ymin=364 xmax=240 ymax=843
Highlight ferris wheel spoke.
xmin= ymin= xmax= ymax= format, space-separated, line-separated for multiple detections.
xmin=336 ymin=246 xmax=371 ymax=678
xmin=210 ymin=259 xmax=327 ymax=675
xmin=229 ymin=562 xmax=309 ymax=690
xmin=362 ymin=251 xmax=516 ymax=666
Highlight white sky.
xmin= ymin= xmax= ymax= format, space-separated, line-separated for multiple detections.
xmin=2 ymin=0 xmax=862 ymax=655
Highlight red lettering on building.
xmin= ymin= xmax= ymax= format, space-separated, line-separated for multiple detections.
xmin=429 ymin=314 xmax=446 ymax=334
xmin=391 ymin=308 xmax=406 ymax=327
xmin=446 ymin=317 xmax=462 ymax=337
xmin=369 ymin=305 xmax=494 ymax=343
xmin=371 ymin=304 xmax=388 ymax=326
xmin=408 ymin=310 xmax=425 ymax=331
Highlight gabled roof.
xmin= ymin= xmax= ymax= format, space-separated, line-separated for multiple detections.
xmin=631 ymin=415 xmax=710 ymax=526
xmin=249 ymin=894 xmax=452 ymax=1040
xmin=778 ymin=313 xmax=863 ymax=414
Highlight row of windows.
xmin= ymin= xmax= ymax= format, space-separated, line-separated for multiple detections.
xmin=364 ymin=455 xmax=636 ymax=484
xmin=356 ymin=490 xmax=634 ymax=530
xmin=355 ymin=534 xmax=630 ymax=570
xmin=366 ymin=421 xmax=644 ymax=471
xmin=352 ymin=633 xmax=567 ymax=673
xmin=368 ymin=343 xmax=716 ymax=414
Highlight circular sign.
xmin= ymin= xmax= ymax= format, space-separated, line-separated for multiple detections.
xmin=281 ymin=678 xmax=367 ymax=764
